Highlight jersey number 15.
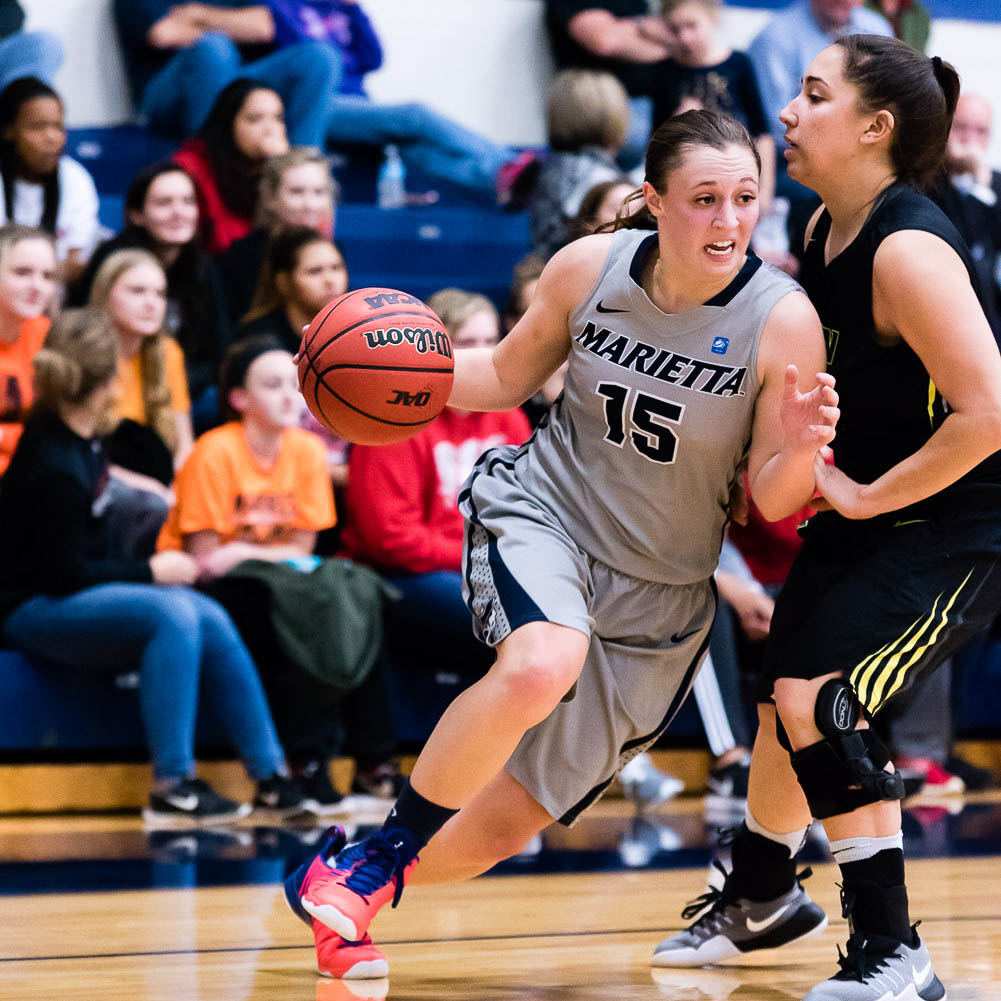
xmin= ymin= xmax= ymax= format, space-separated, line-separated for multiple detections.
xmin=596 ymin=382 xmax=685 ymax=464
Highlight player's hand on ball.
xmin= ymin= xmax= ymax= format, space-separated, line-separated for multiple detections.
xmin=812 ymin=446 xmax=871 ymax=519
xmin=781 ymin=366 xmax=838 ymax=455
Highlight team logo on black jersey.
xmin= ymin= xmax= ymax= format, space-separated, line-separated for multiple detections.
xmin=823 ymin=325 xmax=840 ymax=365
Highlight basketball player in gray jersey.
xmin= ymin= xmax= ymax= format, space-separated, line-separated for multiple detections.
xmin=286 ymin=110 xmax=840 ymax=978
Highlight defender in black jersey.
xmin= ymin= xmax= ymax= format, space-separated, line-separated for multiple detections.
xmin=654 ymin=36 xmax=1001 ymax=1001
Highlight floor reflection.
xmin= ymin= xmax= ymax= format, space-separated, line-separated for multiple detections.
xmin=2 ymin=794 xmax=999 ymax=896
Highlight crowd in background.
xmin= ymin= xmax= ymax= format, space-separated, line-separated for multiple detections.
xmin=0 ymin=0 xmax=998 ymax=824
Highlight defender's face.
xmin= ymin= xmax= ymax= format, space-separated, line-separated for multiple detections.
xmin=649 ymin=143 xmax=759 ymax=272
xmin=779 ymin=45 xmax=869 ymax=189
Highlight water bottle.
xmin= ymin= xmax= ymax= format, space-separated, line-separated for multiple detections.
xmin=753 ymin=196 xmax=790 ymax=259
xmin=377 ymin=144 xmax=406 ymax=209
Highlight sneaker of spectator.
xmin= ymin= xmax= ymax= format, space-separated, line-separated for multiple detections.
xmin=895 ymin=756 xmax=966 ymax=796
xmin=620 ymin=752 xmax=685 ymax=807
xmin=945 ymin=753 xmax=995 ymax=791
xmin=351 ymin=762 xmax=406 ymax=801
xmin=705 ymin=755 xmax=751 ymax=801
xmin=297 ymin=760 xmax=361 ymax=817
xmin=254 ymin=774 xmax=312 ymax=818
xmin=143 ymin=777 xmax=252 ymax=828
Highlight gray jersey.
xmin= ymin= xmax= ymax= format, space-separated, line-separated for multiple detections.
xmin=513 ymin=228 xmax=803 ymax=584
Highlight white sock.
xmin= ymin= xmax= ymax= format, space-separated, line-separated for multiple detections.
xmin=745 ymin=806 xmax=810 ymax=859
xmin=829 ymin=832 xmax=903 ymax=865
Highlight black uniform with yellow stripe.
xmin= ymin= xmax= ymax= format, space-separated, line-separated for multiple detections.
xmin=761 ymin=183 xmax=1001 ymax=714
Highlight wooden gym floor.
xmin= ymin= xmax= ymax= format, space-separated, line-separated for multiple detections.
xmin=1 ymin=790 xmax=1000 ymax=1001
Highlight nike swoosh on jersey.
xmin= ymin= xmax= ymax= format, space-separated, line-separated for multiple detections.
xmin=912 ymin=960 xmax=932 ymax=985
xmin=745 ymin=902 xmax=791 ymax=933
xmin=165 ymin=793 xmax=200 ymax=811
xmin=595 ymin=299 xmax=629 ymax=313
xmin=671 ymin=627 xmax=701 ymax=644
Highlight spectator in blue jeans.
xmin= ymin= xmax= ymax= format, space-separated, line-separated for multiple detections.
xmin=0 ymin=311 xmax=307 ymax=826
xmin=264 ymin=0 xmax=535 ymax=202
xmin=0 ymin=1 xmax=62 ymax=90
xmin=112 ymin=0 xmax=340 ymax=145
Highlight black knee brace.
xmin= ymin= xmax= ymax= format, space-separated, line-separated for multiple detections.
xmin=789 ymin=679 xmax=905 ymax=819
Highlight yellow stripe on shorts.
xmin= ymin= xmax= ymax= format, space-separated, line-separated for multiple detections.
xmin=927 ymin=377 xmax=937 ymax=427
xmin=851 ymin=615 xmax=925 ymax=711
xmin=853 ymin=568 xmax=975 ymax=715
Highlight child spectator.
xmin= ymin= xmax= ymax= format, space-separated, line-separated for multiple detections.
xmin=87 ymin=250 xmax=194 ymax=502
xmin=0 ymin=312 xmax=306 ymax=825
xmin=236 ymin=226 xmax=350 ymax=484
xmin=69 ymin=162 xmax=232 ymax=425
xmin=174 ymin=78 xmax=290 ymax=254
xmin=340 ymin=289 xmax=530 ymax=706
xmin=530 ymin=70 xmax=629 ymax=260
xmin=565 ymin=177 xmax=638 ymax=245
xmin=0 ymin=77 xmax=99 ymax=281
xmin=159 ymin=335 xmax=392 ymax=813
xmin=263 ymin=0 xmax=536 ymax=203
xmin=112 ymin=0 xmax=339 ymax=146
xmin=652 ymin=0 xmax=775 ymax=213
xmin=218 ymin=147 xmax=337 ymax=324
xmin=0 ymin=223 xmax=57 ymax=475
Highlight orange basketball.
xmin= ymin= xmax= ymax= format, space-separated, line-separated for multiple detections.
xmin=298 ymin=288 xmax=455 ymax=445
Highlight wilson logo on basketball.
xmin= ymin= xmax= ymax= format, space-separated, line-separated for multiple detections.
xmin=387 ymin=389 xmax=433 ymax=407
xmin=363 ymin=326 xmax=454 ymax=359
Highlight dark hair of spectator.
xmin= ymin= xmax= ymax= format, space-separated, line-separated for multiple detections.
xmin=243 ymin=225 xmax=341 ymax=324
xmin=566 ymin=177 xmax=635 ymax=243
xmin=197 ymin=78 xmax=279 ymax=220
xmin=218 ymin=333 xmax=286 ymax=421
xmin=0 ymin=76 xmax=62 ymax=234
xmin=607 ymin=109 xmax=760 ymax=233
xmin=835 ymin=35 xmax=960 ymax=189
xmin=33 ymin=310 xmax=118 ymax=413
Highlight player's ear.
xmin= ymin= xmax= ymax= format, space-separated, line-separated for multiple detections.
xmin=642 ymin=180 xmax=664 ymax=219
xmin=860 ymin=108 xmax=894 ymax=148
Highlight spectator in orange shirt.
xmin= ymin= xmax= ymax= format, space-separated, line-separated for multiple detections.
xmin=0 ymin=223 xmax=57 ymax=475
xmin=159 ymin=334 xmax=370 ymax=814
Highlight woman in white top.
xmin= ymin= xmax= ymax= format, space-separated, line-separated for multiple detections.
xmin=0 ymin=76 xmax=99 ymax=282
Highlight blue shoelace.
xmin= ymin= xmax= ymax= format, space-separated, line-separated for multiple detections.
xmin=337 ymin=832 xmax=412 ymax=908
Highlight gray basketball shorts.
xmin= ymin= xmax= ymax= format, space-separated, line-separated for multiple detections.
xmin=458 ymin=451 xmax=716 ymax=825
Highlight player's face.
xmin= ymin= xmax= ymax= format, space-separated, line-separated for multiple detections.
xmin=649 ymin=143 xmax=759 ymax=272
xmin=233 ymin=89 xmax=289 ymax=160
xmin=288 ymin=240 xmax=348 ymax=313
xmin=452 ymin=309 xmax=500 ymax=351
xmin=274 ymin=163 xmax=334 ymax=233
xmin=0 ymin=237 xmax=57 ymax=319
xmin=108 ymin=262 xmax=167 ymax=337
xmin=132 ymin=170 xmax=199 ymax=247
xmin=240 ymin=349 xmax=302 ymax=429
xmin=664 ymin=3 xmax=717 ymax=66
xmin=779 ymin=46 xmax=873 ymax=189
xmin=6 ymin=96 xmax=65 ymax=177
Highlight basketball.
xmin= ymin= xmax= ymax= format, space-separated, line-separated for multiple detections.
xmin=297 ymin=287 xmax=455 ymax=445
